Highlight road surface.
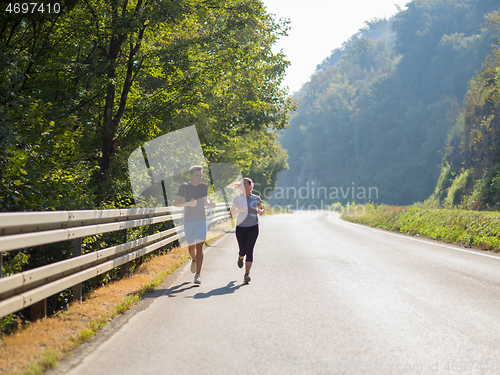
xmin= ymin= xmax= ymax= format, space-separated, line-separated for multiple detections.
xmin=52 ymin=211 xmax=500 ymax=374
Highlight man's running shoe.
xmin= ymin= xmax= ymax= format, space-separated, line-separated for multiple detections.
xmin=190 ymin=260 xmax=196 ymax=273
xmin=194 ymin=273 xmax=201 ymax=284
xmin=244 ymin=273 xmax=251 ymax=284
xmin=237 ymin=257 xmax=243 ymax=269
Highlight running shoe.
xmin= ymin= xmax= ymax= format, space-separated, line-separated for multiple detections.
xmin=190 ymin=260 xmax=196 ymax=273
xmin=244 ymin=273 xmax=251 ymax=284
xmin=194 ymin=273 xmax=201 ymax=284
xmin=237 ymin=257 xmax=243 ymax=269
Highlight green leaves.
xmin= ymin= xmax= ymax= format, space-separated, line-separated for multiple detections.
xmin=0 ymin=0 xmax=292 ymax=211
xmin=2 ymin=252 xmax=29 ymax=276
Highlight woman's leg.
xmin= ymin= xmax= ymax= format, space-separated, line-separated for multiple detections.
xmin=244 ymin=225 xmax=259 ymax=274
xmin=235 ymin=226 xmax=247 ymax=261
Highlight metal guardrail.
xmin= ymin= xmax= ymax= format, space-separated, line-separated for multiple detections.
xmin=0 ymin=203 xmax=231 ymax=320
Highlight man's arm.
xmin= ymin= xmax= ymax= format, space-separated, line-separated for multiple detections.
xmin=174 ymin=195 xmax=197 ymax=207
xmin=204 ymin=197 xmax=216 ymax=208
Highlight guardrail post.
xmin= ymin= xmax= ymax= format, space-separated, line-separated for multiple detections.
xmin=31 ymin=299 xmax=47 ymax=321
xmin=149 ymin=224 xmax=154 ymax=254
xmin=73 ymin=238 xmax=82 ymax=302
xmin=1 ymin=252 xmax=2 ymax=338
xmin=120 ymin=229 xmax=127 ymax=277
xmin=136 ymin=224 xmax=153 ymax=266
xmin=165 ymin=216 xmax=177 ymax=251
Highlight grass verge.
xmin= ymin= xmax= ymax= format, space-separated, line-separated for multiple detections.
xmin=342 ymin=204 xmax=500 ymax=251
xmin=0 ymin=221 xmax=231 ymax=375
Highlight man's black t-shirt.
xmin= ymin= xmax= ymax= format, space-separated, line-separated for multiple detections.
xmin=176 ymin=182 xmax=208 ymax=222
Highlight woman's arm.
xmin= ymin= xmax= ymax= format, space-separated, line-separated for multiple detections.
xmin=230 ymin=202 xmax=238 ymax=218
xmin=230 ymin=201 xmax=247 ymax=217
xmin=257 ymin=202 xmax=264 ymax=215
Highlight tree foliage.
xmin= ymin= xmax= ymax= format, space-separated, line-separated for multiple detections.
xmin=0 ymin=0 xmax=293 ymax=213
xmin=431 ymin=10 xmax=500 ymax=210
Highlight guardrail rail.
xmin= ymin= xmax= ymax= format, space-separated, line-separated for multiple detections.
xmin=0 ymin=203 xmax=231 ymax=325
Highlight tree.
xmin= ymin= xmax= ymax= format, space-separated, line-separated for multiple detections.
xmin=0 ymin=0 xmax=293 ymax=210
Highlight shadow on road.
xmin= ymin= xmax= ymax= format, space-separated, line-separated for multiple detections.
xmin=189 ymin=280 xmax=246 ymax=299
xmin=146 ymin=282 xmax=198 ymax=298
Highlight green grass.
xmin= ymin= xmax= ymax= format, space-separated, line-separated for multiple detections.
xmin=342 ymin=203 xmax=500 ymax=251
xmin=20 ymin=349 xmax=58 ymax=375
xmin=70 ymin=328 xmax=96 ymax=344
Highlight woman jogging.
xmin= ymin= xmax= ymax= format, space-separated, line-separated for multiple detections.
xmin=230 ymin=177 xmax=264 ymax=284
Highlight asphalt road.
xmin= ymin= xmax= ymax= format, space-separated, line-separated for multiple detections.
xmin=54 ymin=211 xmax=500 ymax=374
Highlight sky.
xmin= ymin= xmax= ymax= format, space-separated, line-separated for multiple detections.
xmin=262 ymin=0 xmax=410 ymax=94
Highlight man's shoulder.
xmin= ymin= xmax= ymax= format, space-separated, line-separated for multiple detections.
xmin=186 ymin=182 xmax=207 ymax=188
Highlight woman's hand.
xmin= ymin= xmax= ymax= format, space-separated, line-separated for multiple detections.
xmin=257 ymin=203 xmax=264 ymax=215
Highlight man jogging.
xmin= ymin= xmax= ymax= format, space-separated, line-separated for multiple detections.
xmin=174 ymin=165 xmax=215 ymax=284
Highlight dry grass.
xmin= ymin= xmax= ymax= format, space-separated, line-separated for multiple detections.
xmin=0 ymin=221 xmax=231 ymax=375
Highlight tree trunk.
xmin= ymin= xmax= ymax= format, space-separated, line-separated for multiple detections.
xmin=99 ymin=24 xmax=145 ymax=185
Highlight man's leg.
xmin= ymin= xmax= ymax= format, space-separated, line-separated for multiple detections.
xmin=186 ymin=222 xmax=196 ymax=264
xmin=195 ymin=241 xmax=204 ymax=274
xmin=188 ymin=244 xmax=197 ymax=273
xmin=188 ymin=244 xmax=196 ymax=261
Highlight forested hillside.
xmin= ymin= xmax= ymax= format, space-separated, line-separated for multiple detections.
xmin=0 ymin=0 xmax=294 ymax=213
xmin=273 ymin=0 xmax=500 ymax=206
xmin=431 ymin=11 xmax=500 ymax=210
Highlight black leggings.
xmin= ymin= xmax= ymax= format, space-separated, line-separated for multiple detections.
xmin=236 ymin=225 xmax=259 ymax=263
